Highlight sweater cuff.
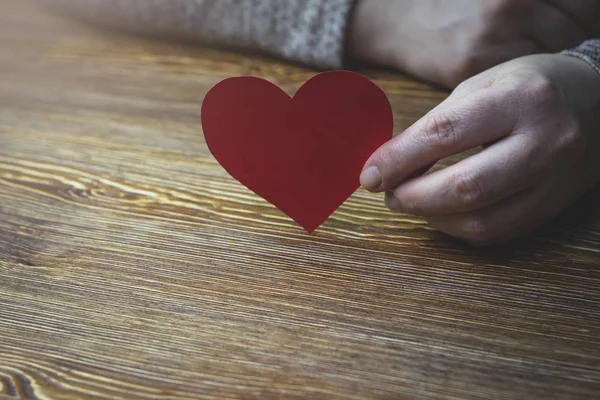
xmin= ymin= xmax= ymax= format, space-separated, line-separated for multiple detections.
xmin=266 ymin=0 xmax=356 ymax=69
xmin=38 ymin=0 xmax=356 ymax=69
xmin=560 ymin=39 xmax=600 ymax=74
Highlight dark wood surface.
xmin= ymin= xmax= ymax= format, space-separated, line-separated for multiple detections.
xmin=1 ymin=1 xmax=599 ymax=399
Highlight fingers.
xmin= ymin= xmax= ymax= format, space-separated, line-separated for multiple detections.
xmin=424 ymin=186 xmax=548 ymax=245
xmin=360 ymin=87 xmax=519 ymax=193
xmin=531 ymin=1 xmax=587 ymax=51
xmin=544 ymin=0 xmax=600 ymax=37
xmin=385 ymin=134 xmax=539 ymax=216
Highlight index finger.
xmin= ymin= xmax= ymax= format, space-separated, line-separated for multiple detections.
xmin=360 ymin=87 xmax=520 ymax=193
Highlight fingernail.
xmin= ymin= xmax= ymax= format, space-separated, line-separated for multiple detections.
xmin=360 ymin=166 xmax=382 ymax=191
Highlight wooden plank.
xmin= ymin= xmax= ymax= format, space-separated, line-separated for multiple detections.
xmin=1 ymin=1 xmax=599 ymax=399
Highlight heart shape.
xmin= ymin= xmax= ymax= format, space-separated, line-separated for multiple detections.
xmin=201 ymin=71 xmax=393 ymax=232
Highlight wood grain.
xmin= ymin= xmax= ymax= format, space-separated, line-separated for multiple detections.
xmin=1 ymin=1 xmax=599 ymax=399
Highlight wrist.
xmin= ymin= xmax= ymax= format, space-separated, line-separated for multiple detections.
xmin=346 ymin=0 xmax=409 ymax=70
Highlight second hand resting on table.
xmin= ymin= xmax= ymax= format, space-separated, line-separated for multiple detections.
xmin=43 ymin=0 xmax=600 ymax=244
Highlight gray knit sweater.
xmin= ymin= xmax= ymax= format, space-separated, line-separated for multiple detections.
xmin=43 ymin=0 xmax=600 ymax=73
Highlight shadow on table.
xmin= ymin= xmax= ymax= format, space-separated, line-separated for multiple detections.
xmin=431 ymin=185 xmax=600 ymax=267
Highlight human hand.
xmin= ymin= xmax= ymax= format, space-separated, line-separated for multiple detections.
xmin=348 ymin=0 xmax=600 ymax=88
xmin=359 ymin=54 xmax=600 ymax=245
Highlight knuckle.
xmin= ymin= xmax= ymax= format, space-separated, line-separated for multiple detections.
xmin=384 ymin=192 xmax=402 ymax=212
xmin=377 ymin=142 xmax=405 ymax=186
xmin=556 ymin=126 xmax=590 ymax=171
xmin=464 ymin=215 xmax=494 ymax=243
xmin=453 ymin=79 xmax=471 ymax=96
xmin=453 ymin=171 xmax=485 ymax=208
xmin=392 ymin=190 xmax=422 ymax=215
xmin=401 ymin=197 xmax=422 ymax=215
xmin=421 ymin=112 xmax=459 ymax=150
xmin=558 ymin=125 xmax=583 ymax=151
xmin=521 ymin=75 xmax=562 ymax=109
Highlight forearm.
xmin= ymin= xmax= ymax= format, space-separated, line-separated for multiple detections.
xmin=561 ymin=39 xmax=600 ymax=74
xmin=41 ymin=0 xmax=356 ymax=69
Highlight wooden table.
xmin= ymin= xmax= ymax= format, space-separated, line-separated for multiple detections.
xmin=1 ymin=2 xmax=599 ymax=399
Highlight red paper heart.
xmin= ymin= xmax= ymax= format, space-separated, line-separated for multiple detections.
xmin=201 ymin=71 xmax=393 ymax=232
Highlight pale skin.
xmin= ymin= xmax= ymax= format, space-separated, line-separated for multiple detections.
xmin=360 ymin=54 xmax=600 ymax=245
xmin=348 ymin=0 xmax=600 ymax=87
xmin=46 ymin=0 xmax=600 ymax=244
xmin=349 ymin=0 xmax=600 ymax=244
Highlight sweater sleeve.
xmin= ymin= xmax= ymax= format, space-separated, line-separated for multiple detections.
xmin=561 ymin=39 xmax=600 ymax=74
xmin=40 ymin=0 xmax=356 ymax=69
